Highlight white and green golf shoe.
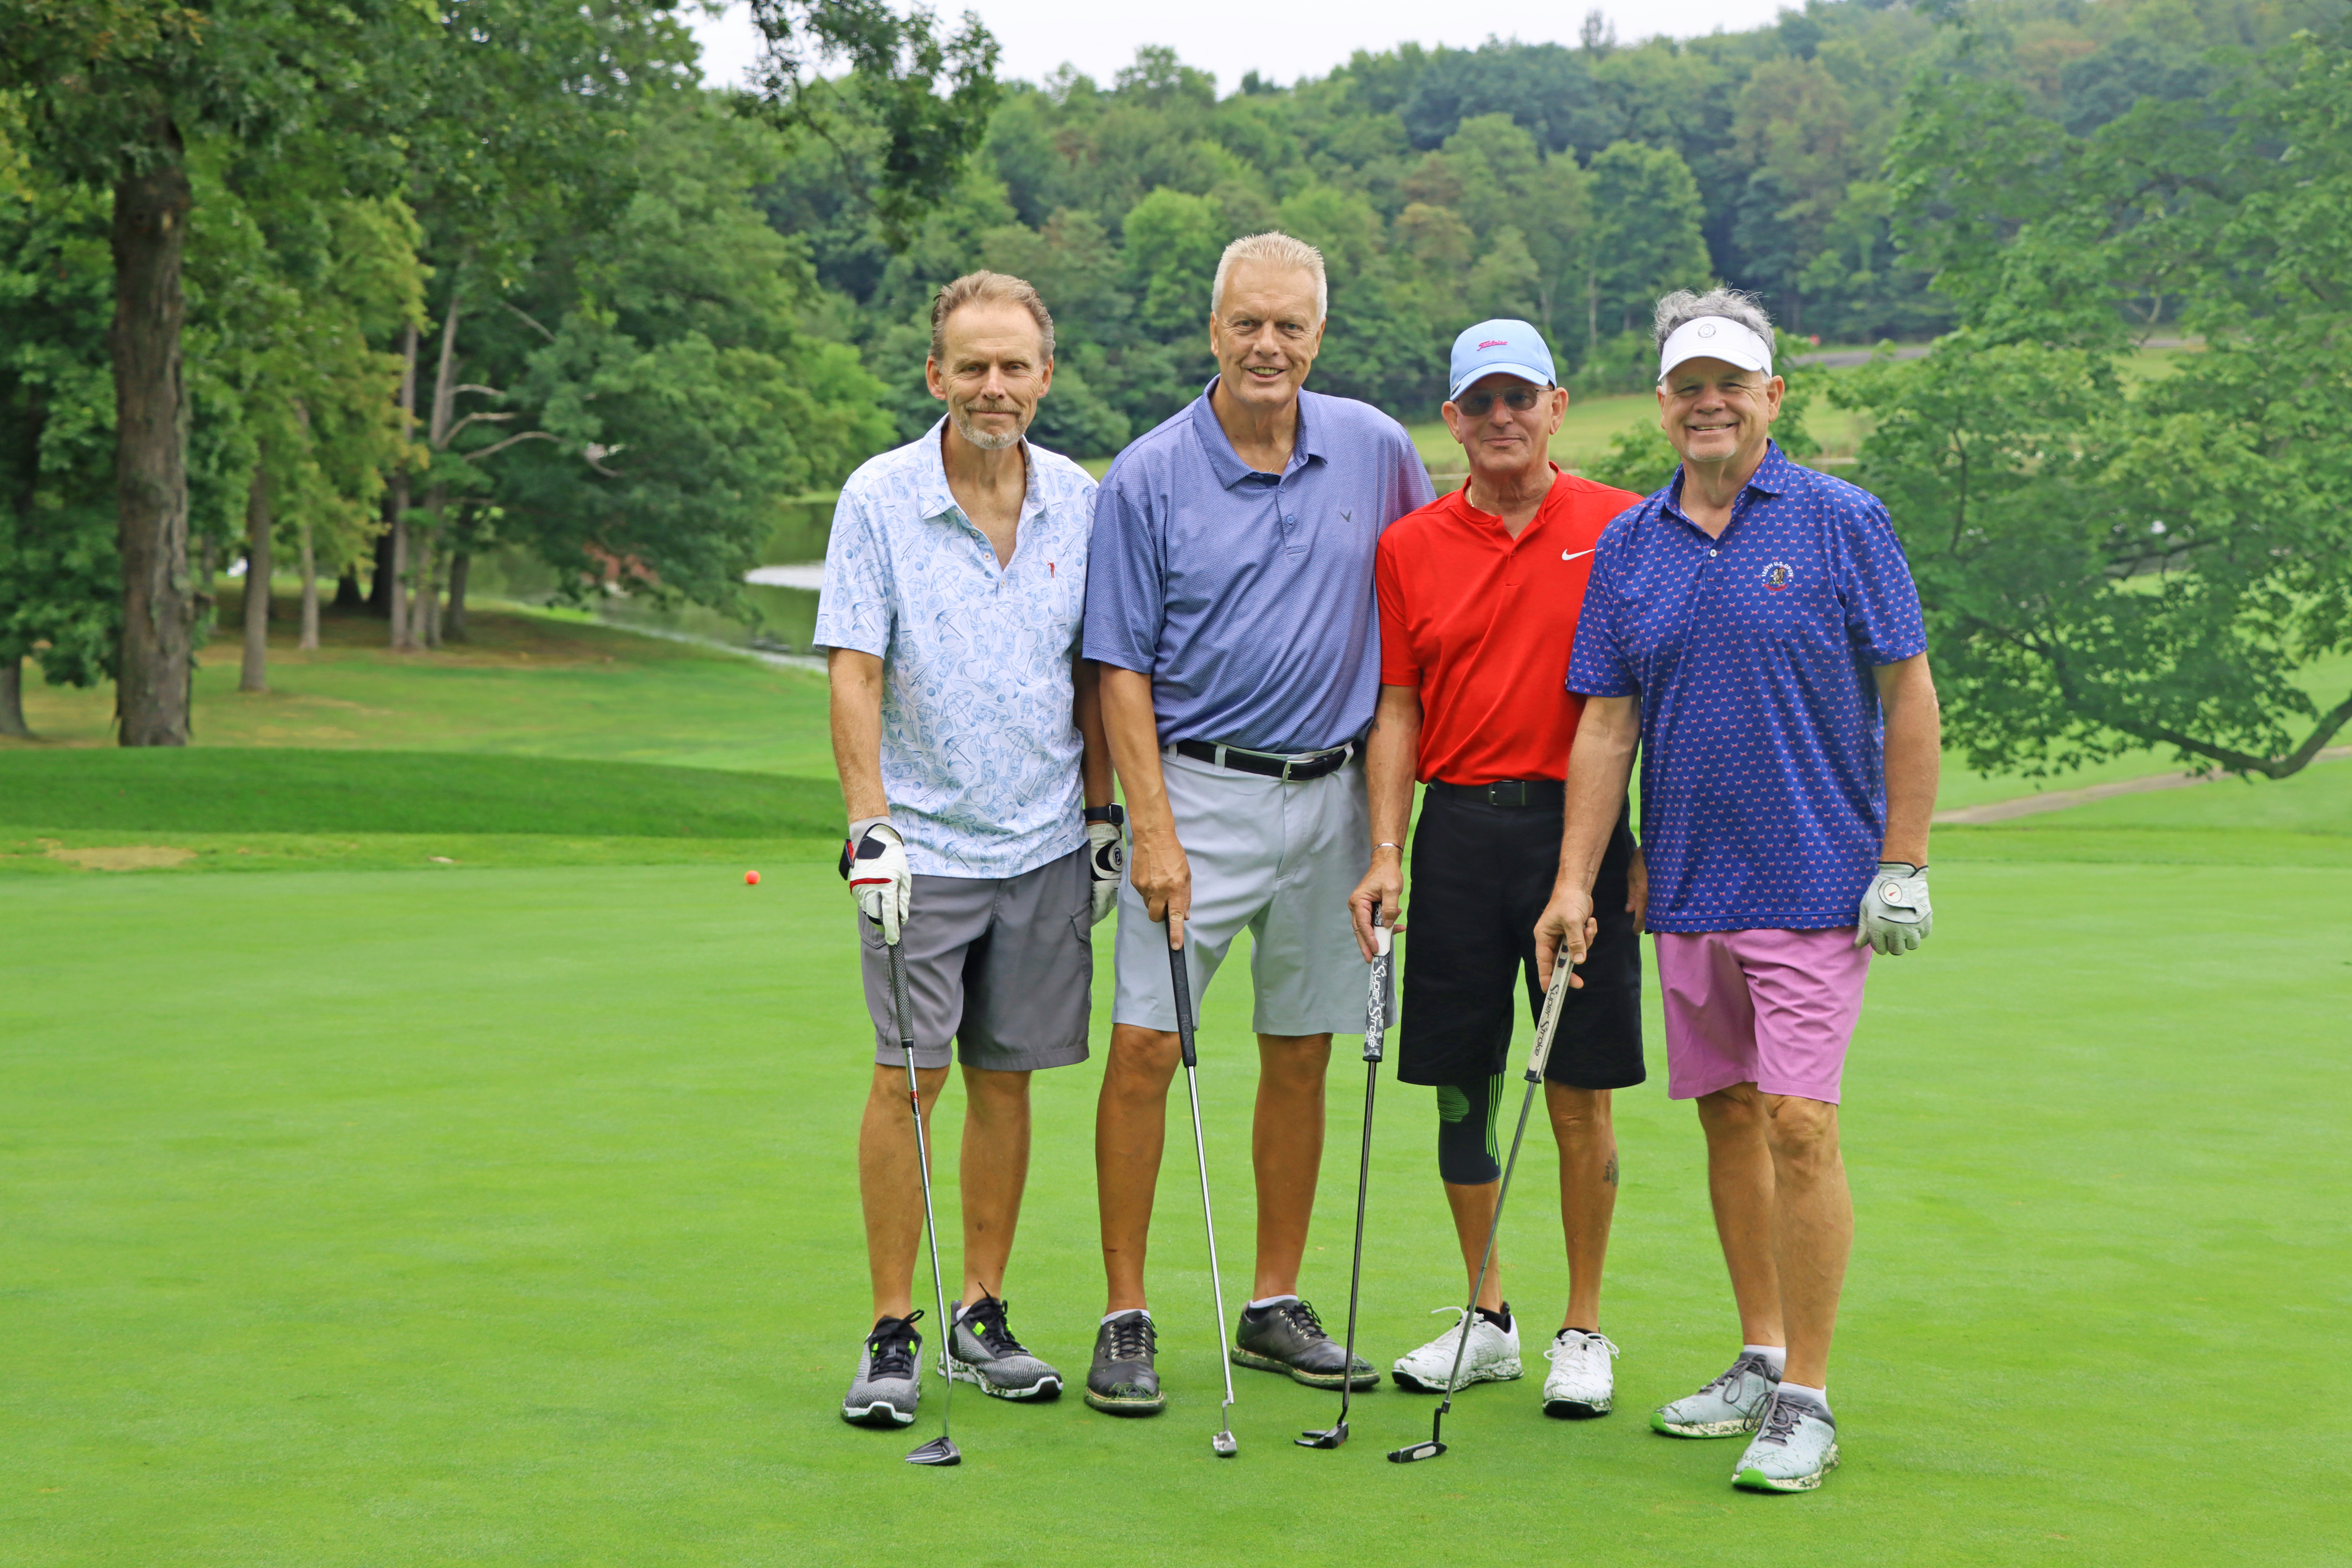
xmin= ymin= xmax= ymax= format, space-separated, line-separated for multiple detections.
xmin=1732 ymin=1389 xmax=1840 ymax=1492
xmin=1649 ymin=1351 xmax=1780 ymax=1437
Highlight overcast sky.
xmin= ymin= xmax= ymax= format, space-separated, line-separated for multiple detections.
xmin=687 ymin=0 xmax=1796 ymax=95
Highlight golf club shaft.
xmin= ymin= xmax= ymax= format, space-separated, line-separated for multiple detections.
xmin=1433 ymin=956 xmax=1573 ymax=1410
xmin=1168 ymin=938 xmax=1239 ymax=1432
xmin=889 ymin=939 xmax=955 ymax=1443
xmin=1336 ymin=924 xmax=1389 ymax=1427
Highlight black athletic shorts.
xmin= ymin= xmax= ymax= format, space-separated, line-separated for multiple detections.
xmin=1397 ymin=787 xmax=1644 ymax=1091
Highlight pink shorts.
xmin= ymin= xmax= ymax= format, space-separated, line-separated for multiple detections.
xmin=1653 ymin=928 xmax=1870 ymax=1104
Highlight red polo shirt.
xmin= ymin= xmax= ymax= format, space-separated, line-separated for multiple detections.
xmin=1376 ymin=467 xmax=1642 ymax=784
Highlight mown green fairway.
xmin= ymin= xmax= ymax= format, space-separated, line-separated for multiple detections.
xmin=5 ymin=819 xmax=2348 ymax=1562
xmin=5 ymin=614 xmax=2347 ymax=1562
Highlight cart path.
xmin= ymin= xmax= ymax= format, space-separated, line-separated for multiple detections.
xmin=1934 ymin=746 xmax=2352 ymax=825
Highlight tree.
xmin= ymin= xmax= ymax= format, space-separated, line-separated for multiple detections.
xmin=1586 ymin=141 xmax=1712 ymax=344
xmin=0 ymin=0 xmax=418 ymax=742
xmin=0 ymin=162 xmax=116 ymax=736
xmin=1843 ymin=30 xmax=2352 ymax=781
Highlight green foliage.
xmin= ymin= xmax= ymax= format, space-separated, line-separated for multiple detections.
xmin=0 ymin=162 xmax=116 ymax=685
xmin=1853 ymin=25 xmax=2352 ymax=779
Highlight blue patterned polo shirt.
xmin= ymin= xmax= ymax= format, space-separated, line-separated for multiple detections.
xmin=1566 ymin=443 xmax=1927 ymax=932
xmin=813 ymin=421 xmax=1097 ymax=879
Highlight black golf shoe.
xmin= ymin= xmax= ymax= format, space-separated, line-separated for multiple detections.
xmin=1084 ymin=1309 xmax=1165 ymax=1415
xmin=1231 ymin=1297 xmax=1377 ymax=1391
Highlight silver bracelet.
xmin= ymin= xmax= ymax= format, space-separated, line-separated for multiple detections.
xmin=1374 ymin=841 xmax=1403 ymax=852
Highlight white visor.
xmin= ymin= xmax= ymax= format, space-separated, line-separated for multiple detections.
xmin=1658 ymin=316 xmax=1774 ymax=383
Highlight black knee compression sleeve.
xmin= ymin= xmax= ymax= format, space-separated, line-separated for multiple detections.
xmin=1435 ymin=1074 xmax=1507 ymax=1185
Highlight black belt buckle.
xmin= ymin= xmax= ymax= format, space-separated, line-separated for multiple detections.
xmin=1482 ymin=781 xmax=1521 ymax=807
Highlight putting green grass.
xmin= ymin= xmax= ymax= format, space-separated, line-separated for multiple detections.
xmin=4 ymin=837 xmax=2345 ymax=1565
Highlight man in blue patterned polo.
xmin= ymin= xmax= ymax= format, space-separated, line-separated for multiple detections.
xmin=1537 ymin=288 xmax=1942 ymax=1493
xmin=815 ymin=271 xmax=1120 ymax=1430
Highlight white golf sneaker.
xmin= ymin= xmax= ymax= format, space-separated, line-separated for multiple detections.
xmin=1391 ymin=1305 xmax=1521 ymax=1392
xmin=1732 ymin=1389 xmax=1840 ymax=1492
xmin=1541 ymin=1328 xmax=1620 ymax=1417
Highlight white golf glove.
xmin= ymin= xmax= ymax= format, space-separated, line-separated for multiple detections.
xmin=1855 ymin=862 xmax=1931 ymax=955
xmin=839 ymin=817 xmax=910 ymax=944
xmin=1085 ymin=806 xmax=1125 ymax=927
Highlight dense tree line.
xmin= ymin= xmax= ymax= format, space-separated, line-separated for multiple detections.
xmin=1 ymin=0 xmax=2345 ymax=767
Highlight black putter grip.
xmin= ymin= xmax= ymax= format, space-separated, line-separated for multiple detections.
xmin=1168 ymin=940 xmax=1198 ymax=1069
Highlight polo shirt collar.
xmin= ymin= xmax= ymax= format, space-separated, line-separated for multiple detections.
xmin=1665 ymin=439 xmax=1790 ymax=520
xmin=1190 ymin=377 xmax=1324 ymax=489
xmin=914 ymin=416 xmax=1044 ymax=523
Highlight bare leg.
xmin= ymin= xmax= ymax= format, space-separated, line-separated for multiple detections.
xmin=1441 ymin=1179 xmax=1505 ymax=1312
xmin=1250 ymin=1032 xmax=1333 ymax=1300
xmin=860 ymin=1061 xmax=949 ymax=1323
xmin=1760 ymin=1094 xmax=1850 ymax=1389
xmin=958 ymin=1064 xmax=1031 ymax=1304
xmin=1695 ymin=1084 xmax=1785 ymax=1348
xmin=1547 ymin=1084 xmax=1617 ymax=1331
xmin=1097 ymin=1022 xmax=1179 ymax=1313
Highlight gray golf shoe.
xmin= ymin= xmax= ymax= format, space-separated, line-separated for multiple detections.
xmin=1733 ymin=1389 xmax=1840 ymax=1492
xmin=1085 ymin=1309 xmax=1165 ymax=1415
xmin=1231 ymin=1298 xmax=1377 ymax=1391
xmin=1650 ymin=1351 xmax=1781 ymax=1438
xmin=841 ymin=1311 xmax=923 ymax=1428
xmin=946 ymin=1293 xmax=1062 ymax=1401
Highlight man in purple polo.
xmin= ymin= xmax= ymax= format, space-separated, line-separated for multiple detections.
xmin=1536 ymin=288 xmax=1941 ymax=1494
xmin=1081 ymin=231 xmax=1434 ymax=1415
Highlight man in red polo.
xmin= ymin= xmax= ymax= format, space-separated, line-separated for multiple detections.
xmin=1347 ymin=318 xmax=1647 ymax=1420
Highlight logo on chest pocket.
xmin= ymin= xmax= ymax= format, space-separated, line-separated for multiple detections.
xmin=1761 ymin=561 xmax=1795 ymax=592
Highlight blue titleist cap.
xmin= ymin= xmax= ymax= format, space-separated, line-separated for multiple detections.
xmin=1448 ymin=319 xmax=1556 ymax=402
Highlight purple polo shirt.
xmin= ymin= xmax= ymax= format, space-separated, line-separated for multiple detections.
xmin=1083 ymin=381 xmax=1434 ymax=754
xmin=1566 ymin=443 xmax=1926 ymax=933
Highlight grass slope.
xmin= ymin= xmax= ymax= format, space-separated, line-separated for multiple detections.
xmin=0 ymin=748 xmax=839 ymax=838
xmin=5 ymin=606 xmax=833 ymax=776
xmin=4 ymin=856 xmax=2344 ymax=1564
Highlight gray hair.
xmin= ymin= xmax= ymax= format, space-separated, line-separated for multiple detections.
xmin=931 ymin=270 xmax=1055 ymax=364
xmin=1652 ymin=287 xmax=1774 ymax=351
xmin=1211 ymin=232 xmax=1328 ymax=322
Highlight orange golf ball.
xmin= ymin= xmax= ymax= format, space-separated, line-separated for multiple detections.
xmin=745 ymin=870 xmax=761 ymax=886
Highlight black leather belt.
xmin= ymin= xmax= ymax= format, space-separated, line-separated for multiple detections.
xmin=1172 ymin=738 xmax=1357 ymax=782
xmin=1428 ymin=779 xmax=1565 ymax=808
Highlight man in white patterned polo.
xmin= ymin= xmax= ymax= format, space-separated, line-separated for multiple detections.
xmin=815 ymin=272 xmax=1121 ymax=1430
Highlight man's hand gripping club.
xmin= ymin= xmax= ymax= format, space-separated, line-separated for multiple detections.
xmin=841 ymin=817 xmax=911 ymax=943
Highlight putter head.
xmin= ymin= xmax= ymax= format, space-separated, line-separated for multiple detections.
xmin=1295 ymin=1421 xmax=1348 ymax=1449
xmin=1386 ymin=1439 xmax=1447 ymax=1463
xmin=905 ymin=1436 xmax=961 ymax=1467
xmin=1212 ymin=1427 xmax=1238 ymax=1457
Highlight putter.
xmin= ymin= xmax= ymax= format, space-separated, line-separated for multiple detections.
xmin=1387 ymin=949 xmax=1575 ymax=1465
xmin=1167 ymin=928 xmax=1239 ymax=1457
xmin=1299 ymin=907 xmax=1391 ymax=1450
xmin=885 ymin=932 xmax=961 ymax=1468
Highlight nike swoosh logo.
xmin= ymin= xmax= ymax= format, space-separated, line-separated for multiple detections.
xmin=1562 ymin=549 xmax=1594 ymax=562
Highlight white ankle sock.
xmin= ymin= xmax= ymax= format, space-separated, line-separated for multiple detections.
xmin=1743 ymin=1343 xmax=1787 ymax=1377
xmin=1101 ymin=1308 xmax=1152 ymax=1326
xmin=1246 ymin=1293 xmax=1298 ymax=1312
xmin=1778 ymin=1380 xmax=1829 ymax=1413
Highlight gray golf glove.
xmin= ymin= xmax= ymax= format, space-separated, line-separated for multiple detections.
xmin=1085 ymin=805 xmax=1126 ymax=927
xmin=839 ymin=817 xmax=910 ymax=944
xmin=1855 ymin=862 xmax=1931 ymax=955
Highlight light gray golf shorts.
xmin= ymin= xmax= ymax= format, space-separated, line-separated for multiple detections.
xmin=1112 ymin=746 xmax=1387 ymax=1039
xmin=860 ymin=845 xmax=1092 ymax=1073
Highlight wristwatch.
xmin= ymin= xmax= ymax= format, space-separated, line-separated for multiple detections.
xmin=1084 ymin=804 xmax=1125 ymax=827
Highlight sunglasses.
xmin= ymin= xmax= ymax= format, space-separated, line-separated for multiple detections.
xmin=1454 ymin=386 xmax=1548 ymax=416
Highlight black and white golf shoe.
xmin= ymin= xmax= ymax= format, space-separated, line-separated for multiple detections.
xmin=947 ymin=1293 xmax=1063 ymax=1401
xmin=841 ymin=1311 xmax=923 ymax=1428
xmin=1232 ymin=1297 xmax=1378 ymax=1391
xmin=1084 ymin=1309 xmax=1165 ymax=1415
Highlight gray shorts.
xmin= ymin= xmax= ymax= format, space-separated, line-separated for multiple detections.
xmin=860 ymin=846 xmax=1093 ymax=1072
xmin=1112 ymin=747 xmax=1389 ymax=1038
